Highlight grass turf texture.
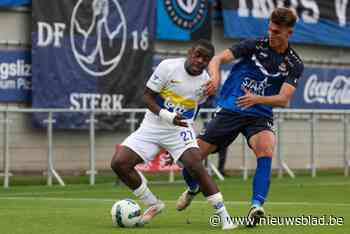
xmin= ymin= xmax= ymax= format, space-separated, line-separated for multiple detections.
xmin=0 ymin=173 xmax=349 ymax=234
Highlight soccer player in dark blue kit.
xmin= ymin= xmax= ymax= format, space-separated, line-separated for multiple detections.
xmin=176 ymin=7 xmax=304 ymax=227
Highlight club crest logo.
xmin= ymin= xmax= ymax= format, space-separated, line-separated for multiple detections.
xmin=70 ymin=0 xmax=127 ymax=76
xmin=279 ymin=62 xmax=287 ymax=72
xmin=164 ymin=0 xmax=207 ymax=30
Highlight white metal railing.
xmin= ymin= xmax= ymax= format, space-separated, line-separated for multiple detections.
xmin=0 ymin=107 xmax=349 ymax=188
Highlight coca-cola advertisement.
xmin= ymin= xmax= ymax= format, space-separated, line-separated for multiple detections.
xmin=290 ymin=66 xmax=350 ymax=109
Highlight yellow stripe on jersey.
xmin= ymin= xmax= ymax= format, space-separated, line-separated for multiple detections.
xmin=160 ymin=88 xmax=196 ymax=108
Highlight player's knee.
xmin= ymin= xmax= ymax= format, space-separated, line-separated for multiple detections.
xmin=254 ymin=144 xmax=274 ymax=157
xmin=184 ymin=161 xmax=206 ymax=179
xmin=197 ymin=139 xmax=216 ymax=158
xmin=110 ymin=153 xmax=120 ymax=173
xmin=111 ymin=152 xmax=129 ymax=174
xmin=180 ymin=149 xmax=207 ymax=177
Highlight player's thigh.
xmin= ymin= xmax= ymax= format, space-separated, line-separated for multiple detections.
xmin=160 ymin=127 xmax=199 ymax=163
xmin=242 ymin=117 xmax=275 ymax=157
xmin=112 ymin=145 xmax=144 ymax=167
xmin=198 ymin=109 xmax=241 ymax=154
xmin=121 ymin=127 xmax=161 ymax=163
xmin=178 ymin=147 xmax=204 ymax=171
xmin=248 ymin=130 xmax=275 ymax=157
xmin=197 ymin=138 xmax=217 ymax=159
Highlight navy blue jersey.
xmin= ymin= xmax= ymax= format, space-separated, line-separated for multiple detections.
xmin=217 ymin=38 xmax=304 ymax=119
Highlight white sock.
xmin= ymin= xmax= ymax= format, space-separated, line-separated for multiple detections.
xmin=133 ymin=180 xmax=158 ymax=207
xmin=207 ymin=192 xmax=230 ymax=218
xmin=208 ymin=192 xmax=236 ymax=229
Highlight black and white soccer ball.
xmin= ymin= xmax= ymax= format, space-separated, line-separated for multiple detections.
xmin=111 ymin=199 xmax=142 ymax=228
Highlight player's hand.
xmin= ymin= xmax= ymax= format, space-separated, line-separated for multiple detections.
xmin=173 ymin=114 xmax=189 ymax=127
xmin=204 ymin=79 xmax=219 ymax=96
xmin=236 ymin=88 xmax=259 ymax=109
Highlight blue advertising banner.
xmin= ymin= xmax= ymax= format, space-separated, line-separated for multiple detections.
xmin=221 ymin=0 xmax=350 ymax=47
xmin=290 ymin=67 xmax=350 ymax=109
xmin=156 ymin=0 xmax=212 ymax=41
xmin=0 ymin=49 xmax=31 ymax=102
xmin=32 ymin=0 xmax=155 ymax=129
xmin=0 ymin=0 xmax=30 ymax=6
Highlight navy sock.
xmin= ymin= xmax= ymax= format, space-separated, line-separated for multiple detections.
xmin=182 ymin=168 xmax=199 ymax=192
xmin=252 ymin=156 xmax=272 ymax=207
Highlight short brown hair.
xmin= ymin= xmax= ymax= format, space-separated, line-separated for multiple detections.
xmin=270 ymin=7 xmax=297 ymax=28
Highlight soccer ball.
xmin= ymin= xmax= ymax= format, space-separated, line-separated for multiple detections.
xmin=111 ymin=199 xmax=142 ymax=227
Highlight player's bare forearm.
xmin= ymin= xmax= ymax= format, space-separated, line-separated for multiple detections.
xmin=259 ymin=83 xmax=296 ymax=107
xmin=256 ymin=95 xmax=290 ymax=107
xmin=206 ymin=49 xmax=235 ymax=96
xmin=143 ymin=87 xmax=161 ymax=115
xmin=207 ymin=57 xmax=221 ymax=90
xmin=237 ymin=83 xmax=296 ymax=109
xmin=237 ymin=93 xmax=289 ymax=109
xmin=143 ymin=87 xmax=188 ymax=127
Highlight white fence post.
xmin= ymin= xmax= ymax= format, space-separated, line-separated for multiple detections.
xmin=242 ymin=136 xmax=248 ymax=181
xmin=276 ymin=114 xmax=283 ymax=178
xmin=44 ymin=112 xmax=65 ymax=186
xmin=2 ymin=111 xmax=11 ymax=188
xmin=344 ymin=115 xmax=349 ymax=177
xmin=86 ymin=112 xmax=97 ymax=185
xmin=310 ymin=113 xmax=317 ymax=178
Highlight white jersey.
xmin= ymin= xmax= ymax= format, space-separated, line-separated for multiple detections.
xmin=143 ymin=58 xmax=209 ymax=128
xmin=122 ymin=58 xmax=209 ymax=162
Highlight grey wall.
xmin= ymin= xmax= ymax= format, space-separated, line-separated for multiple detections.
xmin=0 ymin=9 xmax=30 ymax=47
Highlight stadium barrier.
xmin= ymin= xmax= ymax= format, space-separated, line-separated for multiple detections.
xmin=0 ymin=107 xmax=349 ymax=188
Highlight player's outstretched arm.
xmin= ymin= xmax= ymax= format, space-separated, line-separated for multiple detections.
xmin=259 ymin=83 xmax=296 ymax=108
xmin=206 ymin=49 xmax=235 ymax=96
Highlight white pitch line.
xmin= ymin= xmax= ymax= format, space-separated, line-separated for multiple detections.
xmin=274 ymin=182 xmax=350 ymax=187
xmin=0 ymin=196 xmax=115 ymax=203
xmin=0 ymin=190 xmax=94 ymax=196
xmin=0 ymin=196 xmax=349 ymax=207
xmin=0 ymin=181 xmax=349 ymax=195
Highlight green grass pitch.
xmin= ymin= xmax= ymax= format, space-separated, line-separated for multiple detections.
xmin=0 ymin=173 xmax=349 ymax=234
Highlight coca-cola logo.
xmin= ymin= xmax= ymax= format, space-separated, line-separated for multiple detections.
xmin=304 ymin=74 xmax=350 ymax=104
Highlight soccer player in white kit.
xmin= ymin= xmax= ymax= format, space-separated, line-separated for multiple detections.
xmin=111 ymin=40 xmax=236 ymax=230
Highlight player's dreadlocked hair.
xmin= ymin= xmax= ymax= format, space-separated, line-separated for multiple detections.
xmin=270 ymin=7 xmax=297 ymax=28
xmin=193 ymin=39 xmax=215 ymax=58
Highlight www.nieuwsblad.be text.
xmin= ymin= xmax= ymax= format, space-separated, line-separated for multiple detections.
xmin=209 ymin=214 xmax=344 ymax=226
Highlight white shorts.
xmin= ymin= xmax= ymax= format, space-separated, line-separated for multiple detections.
xmin=121 ymin=123 xmax=198 ymax=163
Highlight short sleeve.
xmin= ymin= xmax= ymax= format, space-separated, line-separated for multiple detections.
xmin=229 ymin=39 xmax=257 ymax=59
xmin=198 ymin=95 xmax=208 ymax=105
xmin=284 ymin=61 xmax=304 ymax=88
xmin=198 ymin=72 xmax=211 ymax=104
xmin=146 ymin=60 xmax=170 ymax=92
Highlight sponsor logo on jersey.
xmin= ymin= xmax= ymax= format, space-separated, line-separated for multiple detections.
xmin=170 ymin=79 xmax=181 ymax=84
xmin=241 ymin=77 xmax=272 ymax=96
